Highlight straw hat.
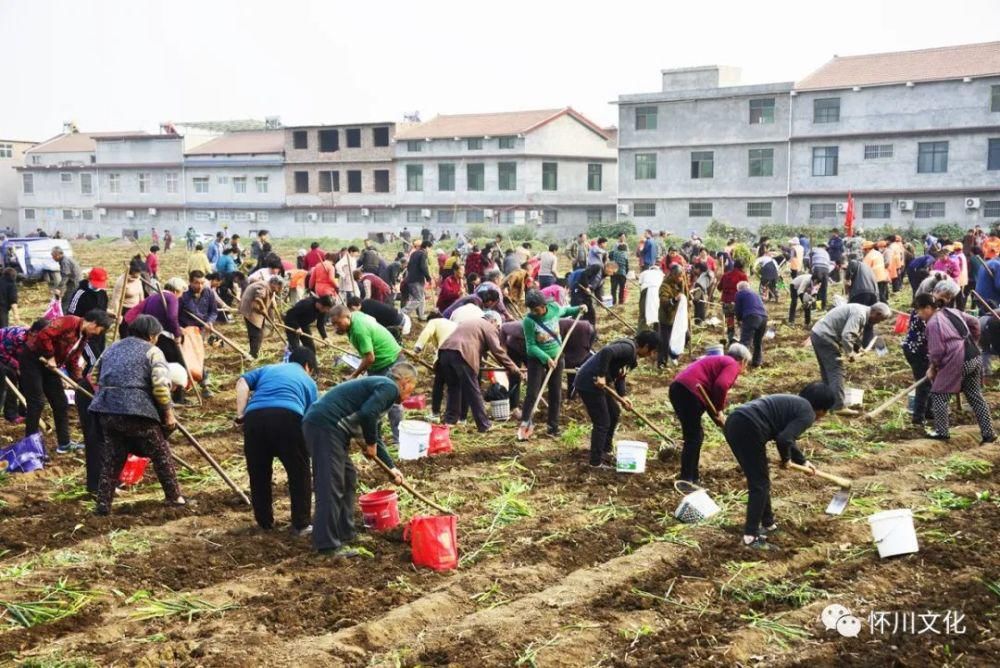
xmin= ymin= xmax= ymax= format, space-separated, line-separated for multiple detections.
xmin=862 ymin=241 xmax=875 ymax=250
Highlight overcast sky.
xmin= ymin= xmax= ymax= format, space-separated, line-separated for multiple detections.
xmin=3 ymin=0 xmax=999 ymax=141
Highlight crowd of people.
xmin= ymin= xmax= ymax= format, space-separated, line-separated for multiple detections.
xmin=3 ymin=221 xmax=999 ymax=555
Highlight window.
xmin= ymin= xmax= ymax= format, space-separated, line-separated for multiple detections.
xmin=82 ymin=209 xmax=94 ymax=221
xmin=293 ymin=130 xmax=308 ymax=149
xmin=217 ymin=175 xmax=229 ymax=184
xmin=746 ymin=202 xmax=773 ymax=218
xmin=109 ymin=209 xmax=124 ymax=220
xmin=109 ymin=173 xmax=122 ymax=193
xmin=374 ymin=170 xmax=390 ymax=193
xmin=542 ymin=162 xmax=558 ymax=190
xmin=498 ymin=162 xmax=517 ymax=190
xmin=136 ymin=172 xmax=150 ymax=193
xmin=437 ymin=210 xmax=454 ymax=224
xmin=543 ymin=210 xmax=558 ymax=225
xmin=63 ymin=209 xmax=74 ymax=220
xmin=917 ymin=141 xmax=949 ymax=173
xmin=0 ymin=144 xmax=11 ymax=158
xmin=749 ymin=98 xmax=775 ymax=124
xmin=22 ymin=173 xmax=33 ymax=194
xmin=983 ymin=201 xmax=1000 ymax=217
xmin=864 ymin=144 xmax=894 ymax=159
xmin=406 ymin=210 xmax=421 ymax=223
xmin=467 ymin=138 xmax=483 ymax=150
xmin=347 ymin=170 xmax=362 ymax=193
xmin=633 ymin=202 xmax=656 ymax=217
xmin=373 ymin=210 xmax=390 ymax=224
xmin=60 ymin=172 xmax=73 ymax=183
xmin=988 ymin=138 xmax=1000 ymax=170
xmin=862 ymin=202 xmax=891 ymax=219
xmin=346 ymin=128 xmax=361 ymax=148
xmin=347 ymin=210 xmax=363 ymax=223
xmin=406 ymin=140 xmax=423 ymax=152
xmin=498 ymin=210 xmax=513 ymax=225
xmin=812 ymin=147 xmax=839 ymax=176
xmin=438 ymin=164 xmax=455 ymax=191
xmin=318 ymin=171 xmax=339 ymax=192
xmin=31 ymin=155 xmax=40 ymax=165
xmin=635 ymin=154 xmax=656 ymax=180
xmin=635 ymin=106 xmax=657 ymax=130
xmin=992 ymin=85 xmax=1000 ymax=112
xmin=294 ymin=171 xmax=309 ymax=193
xmin=321 ymin=211 xmax=338 ymax=223
xmin=467 ymin=164 xmax=485 ymax=191
xmin=587 ymin=163 xmax=603 ymax=191
xmin=689 ymin=202 xmax=713 ymax=217
xmin=813 ymin=97 xmax=840 ymax=123
xmin=319 ymin=129 xmax=339 ymax=152
xmin=255 ymin=176 xmax=269 ymax=193
xmin=499 ymin=136 xmax=515 ymax=149
xmin=234 ymin=211 xmax=251 ymax=222
xmin=257 ymin=211 xmax=269 ymax=222
xmin=219 ymin=209 xmax=233 ymax=221
xmin=233 ymin=176 xmax=247 ymax=193
xmin=192 ymin=176 xmax=208 ymax=193
xmin=748 ymin=148 xmax=774 ymax=177
xmin=690 ymin=151 xmax=714 ymax=179
xmin=915 ymin=202 xmax=946 ymax=219
xmin=293 ymin=211 xmax=310 ymax=223
xmin=587 ymin=209 xmax=603 ymax=224
xmin=373 ymin=127 xmax=390 ymax=147
xmin=166 ymin=172 xmax=179 ymax=193
xmin=79 ymin=173 xmax=92 ymax=194
xmin=24 ymin=208 xmax=35 ymax=220
xmin=466 ymin=209 xmax=484 ymax=224
xmin=810 ymin=203 xmax=838 ymax=219
xmin=406 ymin=165 xmax=423 ymax=191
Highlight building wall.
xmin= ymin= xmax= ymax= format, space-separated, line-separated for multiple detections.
xmin=0 ymin=141 xmax=35 ymax=226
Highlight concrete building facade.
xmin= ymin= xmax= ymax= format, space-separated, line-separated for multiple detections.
xmin=618 ymin=41 xmax=1000 ymax=235
xmin=1 ymin=139 xmax=36 ymax=230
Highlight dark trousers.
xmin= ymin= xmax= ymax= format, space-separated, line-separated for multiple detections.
xmin=903 ymin=348 xmax=931 ymax=424
xmin=18 ymin=351 xmax=71 ymax=448
xmin=787 ymin=290 xmax=813 ymax=325
xmin=431 ymin=359 xmax=446 ymax=415
xmin=303 ymin=421 xmax=356 ymax=551
xmin=877 ymin=281 xmax=889 ymax=304
xmin=285 ymin=327 xmax=315 ymax=353
xmin=538 ymin=275 xmax=556 ymax=289
xmin=669 ymin=382 xmax=705 ymax=483
xmin=244 ymin=408 xmax=312 ymax=530
xmin=578 ymin=388 xmax=619 ymax=465
xmin=812 ymin=267 xmax=829 ymax=310
xmin=571 ymin=290 xmax=596 ymax=327
xmin=507 ymin=368 xmax=522 ymax=411
xmin=246 ymin=319 xmax=264 ymax=358
xmin=0 ymin=363 xmax=20 ymax=422
xmin=724 ymin=413 xmax=774 ymax=537
xmin=76 ymin=379 xmax=105 ymax=494
xmin=439 ymin=349 xmax=490 ymax=431
xmin=739 ymin=314 xmax=767 ymax=367
xmin=0 ymin=308 xmax=8 ymax=329
xmin=849 ymin=292 xmax=878 ymax=347
xmin=523 ymin=356 xmax=563 ymax=430
xmin=610 ymin=275 xmax=626 ymax=305
xmin=96 ymin=414 xmax=181 ymax=512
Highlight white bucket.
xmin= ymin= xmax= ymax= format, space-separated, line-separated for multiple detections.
xmin=602 ymin=295 xmax=614 ymax=308
xmin=868 ymin=508 xmax=919 ymax=558
xmin=339 ymin=354 xmax=362 ymax=370
xmin=398 ymin=420 xmax=431 ymax=460
xmin=615 ymin=440 xmax=648 ymax=473
xmin=674 ymin=489 xmax=721 ymax=523
xmin=843 ymin=387 xmax=864 ymax=407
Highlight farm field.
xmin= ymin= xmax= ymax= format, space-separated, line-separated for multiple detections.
xmin=2 ymin=238 xmax=1000 ymax=667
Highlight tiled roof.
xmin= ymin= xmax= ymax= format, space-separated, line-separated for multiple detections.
xmin=394 ymin=107 xmax=608 ymax=140
xmin=796 ymin=41 xmax=1000 ymax=90
xmin=186 ymin=131 xmax=285 ymax=155
xmin=27 ymin=131 xmax=147 ymax=154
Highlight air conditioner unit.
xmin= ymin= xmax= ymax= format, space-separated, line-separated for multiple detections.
xmin=308 ymin=213 xmax=319 ymax=222
xmin=836 ymin=202 xmax=847 ymax=214
xmin=897 ymin=200 xmax=914 ymax=211
xmin=421 ymin=208 xmax=431 ymax=219
xmin=361 ymin=208 xmax=371 ymax=217
xmin=148 ymin=207 xmax=158 ymax=216
xmin=617 ymin=203 xmax=631 ymax=215
xmin=125 ymin=210 xmax=135 ymax=219
xmin=483 ymin=208 xmax=495 ymax=218
xmin=207 ymin=211 xmax=217 ymax=220
xmin=246 ymin=212 xmax=256 ymax=221
xmin=528 ymin=209 xmax=540 ymax=221
xmin=965 ymin=197 xmax=981 ymax=210
xmin=97 ymin=208 xmax=107 ymax=216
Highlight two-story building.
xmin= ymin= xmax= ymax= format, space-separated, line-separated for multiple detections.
xmin=617 ymin=41 xmax=1000 ymax=234
xmin=393 ymin=108 xmax=617 ymax=236
xmin=1 ymin=139 xmax=36 ymax=230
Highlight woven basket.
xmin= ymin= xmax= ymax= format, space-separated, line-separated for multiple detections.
xmin=490 ymin=400 xmax=510 ymax=421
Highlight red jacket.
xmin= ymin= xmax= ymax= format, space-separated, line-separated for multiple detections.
xmin=26 ymin=315 xmax=86 ymax=378
xmin=436 ymin=274 xmax=463 ymax=311
xmin=360 ymin=273 xmax=392 ymax=302
xmin=674 ymin=355 xmax=741 ymax=410
xmin=465 ymin=252 xmax=484 ymax=278
xmin=304 ymin=248 xmax=326 ymax=270
xmin=719 ymin=269 xmax=748 ymax=304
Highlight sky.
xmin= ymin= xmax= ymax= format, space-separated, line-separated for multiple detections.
xmin=3 ymin=0 xmax=999 ymax=142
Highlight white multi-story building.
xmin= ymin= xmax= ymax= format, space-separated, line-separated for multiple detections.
xmin=393 ymin=108 xmax=617 ymax=236
xmin=1 ymin=139 xmax=36 ymax=231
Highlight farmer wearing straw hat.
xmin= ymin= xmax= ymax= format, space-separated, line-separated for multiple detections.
xmin=302 ymin=365 xmax=412 ymax=557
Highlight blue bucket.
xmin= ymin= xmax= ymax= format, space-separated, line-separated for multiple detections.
xmin=0 ymin=433 xmax=45 ymax=473
xmin=704 ymin=344 xmax=724 ymax=357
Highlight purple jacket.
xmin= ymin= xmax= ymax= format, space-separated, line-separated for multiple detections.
xmin=927 ymin=308 xmax=980 ymax=393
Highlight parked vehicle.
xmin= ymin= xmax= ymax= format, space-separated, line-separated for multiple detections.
xmin=1 ymin=238 xmax=75 ymax=281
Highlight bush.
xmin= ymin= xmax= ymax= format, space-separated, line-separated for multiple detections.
xmin=587 ymin=220 xmax=636 ymax=240
xmin=706 ymin=219 xmax=754 ymax=243
xmin=928 ymin=223 xmax=965 ymax=242
xmin=466 ymin=224 xmax=489 ymax=240
xmin=508 ymin=225 xmax=537 ymax=242
xmin=730 ymin=243 xmax=754 ymax=270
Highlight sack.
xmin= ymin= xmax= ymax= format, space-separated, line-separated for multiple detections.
xmin=0 ymin=432 xmax=46 ymax=473
xmin=178 ymin=326 xmax=205 ymax=381
xmin=483 ymin=383 xmax=509 ymax=402
xmin=405 ymin=515 xmax=458 ymax=571
xmin=43 ymin=299 xmax=63 ymax=321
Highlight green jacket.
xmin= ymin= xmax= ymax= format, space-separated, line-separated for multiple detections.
xmin=523 ymin=303 xmax=581 ymax=364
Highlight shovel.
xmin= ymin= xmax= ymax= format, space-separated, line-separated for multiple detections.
xmin=784 ymin=462 xmax=853 ymax=515
xmin=517 ymin=313 xmax=584 ymax=441
xmin=601 ymin=385 xmax=678 ymax=455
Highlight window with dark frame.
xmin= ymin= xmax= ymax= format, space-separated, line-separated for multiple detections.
xmin=864 ymin=144 xmax=894 ymax=159
xmin=373 ymin=127 xmax=390 ymax=147
xmin=499 ymin=136 xmax=515 ymax=149
xmin=862 ymin=202 xmax=891 ymax=219
xmin=319 ymin=129 xmax=339 ymax=152
xmin=809 ymin=203 xmax=838 ymax=219
xmin=319 ymin=171 xmax=340 ymax=192
xmin=406 ymin=140 xmax=423 ymax=152
xmin=984 ymin=201 xmax=1000 ymax=217
xmin=690 ymin=151 xmax=714 ymax=179
xmin=987 ymin=138 xmax=1000 ymax=171
xmin=812 ymin=146 xmax=839 ymax=176
xmin=541 ymin=162 xmax=558 ymax=190
xmin=749 ymin=98 xmax=775 ymax=124
xmin=467 ymin=164 xmax=485 ymax=191
xmin=294 ymin=171 xmax=309 ymax=193
xmin=635 ymin=106 xmax=657 ymax=130
xmin=915 ymin=201 xmax=945 ymax=218
xmin=346 ymin=128 xmax=361 ymax=148
xmin=467 ymin=138 xmax=483 ymax=150
xmin=438 ymin=164 xmax=455 ymax=191
xmin=635 ymin=154 xmax=656 ymax=180
xmin=746 ymin=202 xmax=772 ymax=218
xmin=588 ymin=163 xmax=602 ymax=191
xmin=347 ymin=170 xmax=362 ymax=193
xmin=406 ymin=165 xmax=423 ymax=192
xmin=917 ymin=141 xmax=949 ymax=173
xmin=587 ymin=210 xmax=603 ymax=224
xmin=498 ymin=162 xmax=517 ymax=191
xmin=748 ymin=148 xmax=773 ymax=177
xmin=374 ymin=170 xmax=390 ymax=193
xmin=992 ymin=85 xmax=1000 ymax=113
xmin=292 ymin=130 xmax=308 ymax=149
xmin=633 ymin=202 xmax=656 ymax=217
xmin=813 ymin=98 xmax=840 ymax=123
xmin=689 ymin=202 xmax=713 ymax=217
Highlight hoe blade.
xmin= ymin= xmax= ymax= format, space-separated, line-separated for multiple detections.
xmin=825 ymin=490 xmax=851 ymax=516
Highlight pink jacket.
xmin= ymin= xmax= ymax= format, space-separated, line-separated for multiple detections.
xmin=927 ymin=308 xmax=980 ymax=393
xmin=673 ymin=355 xmax=742 ymax=410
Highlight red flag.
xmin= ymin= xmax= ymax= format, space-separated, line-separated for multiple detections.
xmin=844 ymin=192 xmax=855 ymax=238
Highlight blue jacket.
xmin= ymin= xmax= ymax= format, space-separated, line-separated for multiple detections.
xmin=242 ymin=362 xmax=317 ymax=417
xmin=828 ymin=236 xmax=844 ymax=262
xmin=216 ymin=254 xmax=237 ymax=276
xmin=734 ymin=289 xmax=767 ymax=321
xmin=975 ymin=258 xmax=1000 ymax=307
xmin=641 ymin=239 xmax=657 ymax=267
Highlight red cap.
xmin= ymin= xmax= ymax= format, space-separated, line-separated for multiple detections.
xmin=88 ymin=267 xmax=108 ymax=289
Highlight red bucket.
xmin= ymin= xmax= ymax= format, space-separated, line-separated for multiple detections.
xmin=402 ymin=394 xmax=427 ymax=409
xmin=893 ymin=313 xmax=910 ymax=334
xmin=405 ymin=514 xmax=458 ymax=571
xmin=428 ymin=424 xmax=452 ymax=456
xmin=118 ymin=455 xmax=150 ymax=486
xmin=358 ymin=489 xmax=400 ymax=531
